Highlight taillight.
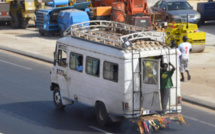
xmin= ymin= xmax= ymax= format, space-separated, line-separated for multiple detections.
xmin=178 ymin=96 xmax=182 ymax=104
xmin=122 ymin=102 xmax=129 ymax=111
xmin=0 ymin=12 xmax=9 ymax=16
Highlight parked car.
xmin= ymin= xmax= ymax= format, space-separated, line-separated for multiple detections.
xmin=151 ymin=0 xmax=201 ymax=24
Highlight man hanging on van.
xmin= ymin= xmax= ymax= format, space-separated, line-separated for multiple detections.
xmin=160 ymin=62 xmax=175 ymax=115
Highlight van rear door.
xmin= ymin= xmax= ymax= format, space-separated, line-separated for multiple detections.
xmin=141 ymin=59 xmax=162 ymax=111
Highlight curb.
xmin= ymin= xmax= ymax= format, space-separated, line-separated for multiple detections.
xmin=0 ymin=46 xmax=53 ymax=64
xmin=182 ymin=95 xmax=215 ymax=110
xmin=1 ymin=46 xmax=215 ymax=110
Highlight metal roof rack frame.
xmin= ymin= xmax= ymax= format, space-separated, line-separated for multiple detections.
xmin=64 ymin=20 xmax=166 ymax=50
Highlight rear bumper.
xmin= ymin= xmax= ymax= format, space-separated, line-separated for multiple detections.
xmin=124 ymin=105 xmax=182 ymax=119
xmin=0 ymin=16 xmax=11 ymax=21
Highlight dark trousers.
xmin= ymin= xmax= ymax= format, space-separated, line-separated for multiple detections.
xmin=161 ymin=88 xmax=170 ymax=113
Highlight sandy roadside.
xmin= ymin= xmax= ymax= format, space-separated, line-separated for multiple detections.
xmin=181 ymin=46 xmax=215 ymax=100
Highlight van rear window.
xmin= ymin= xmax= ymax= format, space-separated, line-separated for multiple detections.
xmin=103 ymin=61 xmax=118 ymax=82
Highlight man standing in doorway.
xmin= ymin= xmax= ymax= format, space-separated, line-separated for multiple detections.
xmin=160 ymin=62 xmax=175 ymax=115
xmin=178 ymin=36 xmax=192 ymax=82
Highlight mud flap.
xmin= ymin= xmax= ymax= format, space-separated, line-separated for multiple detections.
xmin=131 ymin=113 xmax=188 ymax=134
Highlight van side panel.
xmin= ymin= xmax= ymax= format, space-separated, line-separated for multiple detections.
xmin=167 ymin=54 xmax=182 ymax=112
xmin=66 ymin=45 xmax=125 ymax=115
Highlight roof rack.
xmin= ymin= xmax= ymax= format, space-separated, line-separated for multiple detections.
xmin=64 ymin=20 xmax=166 ymax=50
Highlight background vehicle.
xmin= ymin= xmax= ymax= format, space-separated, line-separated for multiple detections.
xmin=57 ymin=8 xmax=90 ymax=36
xmin=151 ymin=0 xmax=201 ymax=24
xmin=165 ymin=22 xmax=206 ymax=53
xmin=0 ymin=0 xmax=11 ymax=26
xmin=8 ymin=0 xmax=45 ymax=29
xmin=36 ymin=1 xmax=91 ymax=36
xmin=197 ymin=0 xmax=215 ymax=26
xmin=91 ymin=0 xmax=153 ymax=28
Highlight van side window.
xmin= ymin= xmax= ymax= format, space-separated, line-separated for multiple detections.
xmin=103 ymin=61 xmax=118 ymax=82
xmin=69 ymin=52 xmax=83 ymax=72
xmin=86 ymin=57 xmax=100 ymax=77
xmin=58 ymin=49 xmax=67 ymax=67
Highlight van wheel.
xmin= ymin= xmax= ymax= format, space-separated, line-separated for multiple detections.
xmin=53 ymin=86 xmax=65 ymax=110
xmin=96 ymin=102 xmax=111 ymax=126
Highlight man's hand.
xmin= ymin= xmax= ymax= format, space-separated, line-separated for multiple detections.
xmin=169 ymin=62 xmax=175 ymax=72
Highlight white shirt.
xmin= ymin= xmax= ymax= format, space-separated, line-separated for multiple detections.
xmin=177 ymin=48 xmax=182 ymax=66
xmin=178 ymin=42 xmax=192 ymax=59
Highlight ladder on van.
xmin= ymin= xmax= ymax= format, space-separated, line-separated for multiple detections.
xmin=130 ymin=46 xmax=142 ymax=116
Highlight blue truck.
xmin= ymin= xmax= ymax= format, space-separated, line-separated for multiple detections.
xmin=197 ymin=0 xmax=215 ymax=26
xmin=36 ymin=0 xmax=90 ymax=36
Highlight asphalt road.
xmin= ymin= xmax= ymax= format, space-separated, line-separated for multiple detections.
xmin=0 ymin=50 xmax=215 ymax=134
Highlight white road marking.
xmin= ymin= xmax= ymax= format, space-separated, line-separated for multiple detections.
xmin=89 ymin=126 xmax=112 ymax=134
xmin=183 ymin=115 xmax=215 ymax=128
xmin=0 ymin=60 xmax=32 ymax=70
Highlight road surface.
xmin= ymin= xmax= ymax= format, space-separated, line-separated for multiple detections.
xmin=0 ymin=50 xmax=214 ymax=134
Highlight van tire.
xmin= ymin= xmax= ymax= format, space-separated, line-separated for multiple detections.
xmin=96 ymin=102 xmax=112 ymax=126
xmin=53 ymin=86 xmax=65 ymax=110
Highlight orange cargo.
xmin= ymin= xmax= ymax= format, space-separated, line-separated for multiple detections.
xmin=111 ymin=2 xmax=125 ymax=23
xmin=91 ymin=6 xmax=112 ymax=17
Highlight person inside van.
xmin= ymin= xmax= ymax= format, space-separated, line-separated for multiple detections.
xmin=160 ymin=62 xmax=175 ymax=115
xmin=77 ymin=56 xmax=83 ymax=72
